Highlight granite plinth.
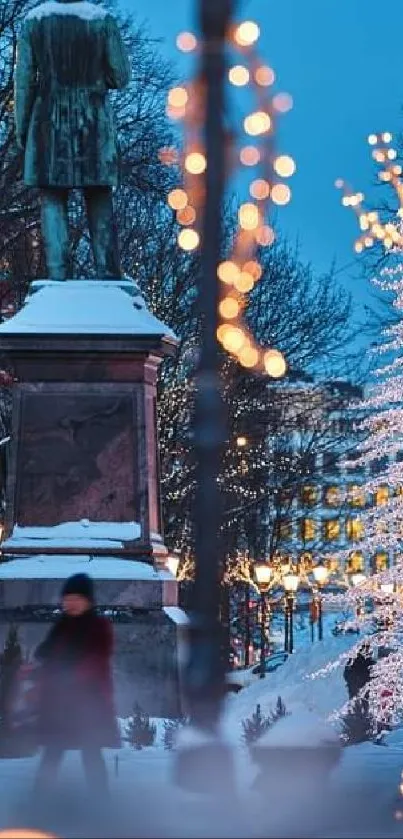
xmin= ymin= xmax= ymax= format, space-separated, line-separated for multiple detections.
xmin=0 ymin=279 xmax=178 ymax=563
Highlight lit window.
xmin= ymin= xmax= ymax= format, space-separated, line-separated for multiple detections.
xmin=373 ymin=551 xmax=388 ymax=572
xmin=301 ymin=519 xmax=316 ymax=540
xmin=346 ymin=518 xmax=364 ymax=541
xmin=374 ymin=486 xmax=389 ymax=506
xmin=301 ymin=486 xmax=317 ymax=506
xmin=347 ymin=485 xmax=365 ymax=507
xmin=324 ymin=486 xmax=340 ymax=506
xmin=324 ymin=519 xmax=340 ymax=541
xmin=347 ymin=551 xmax=364 ymax=573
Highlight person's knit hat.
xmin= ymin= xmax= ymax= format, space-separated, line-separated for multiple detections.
xmin=61 ymin=573 xmax=95 ymax=603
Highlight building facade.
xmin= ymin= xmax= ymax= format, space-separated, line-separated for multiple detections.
xmin=269 ymin=379 xmax=395 ymax=578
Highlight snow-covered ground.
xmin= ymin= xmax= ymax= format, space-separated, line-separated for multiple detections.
xmin=1 ymin=635 xmax=402 ymax=838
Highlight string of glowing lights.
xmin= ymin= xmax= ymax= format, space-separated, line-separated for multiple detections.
xmin=160 ymin=20 xmax=295 ymax=378
xmin=336 ymin=132 xmax=403 ymax=253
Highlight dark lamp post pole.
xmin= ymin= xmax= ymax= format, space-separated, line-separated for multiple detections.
xmin=183 ymin=0 xmax=235 ymax=735
xmin=283 ymin=571 xmax=299 ymax=654
xmin=312 ymin=563 xmax=329 ymax=642
xmin=254 ymin=563 xmax=273 ymax=679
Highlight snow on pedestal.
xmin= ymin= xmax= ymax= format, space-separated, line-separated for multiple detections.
xmin=0 ymin=279 xmax=177 ymax=340
xmin=2 ymin=519 xmax=142 ymax=551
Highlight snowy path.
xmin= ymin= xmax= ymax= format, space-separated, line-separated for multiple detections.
xmin=0 ymin=737 xmax=402 ymax=838
xmin=1 ymin=634 xmax=402 ymax=838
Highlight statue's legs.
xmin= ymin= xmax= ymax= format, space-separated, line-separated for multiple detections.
xmin=83 ymin=187 xmax=121 ymax=278
xmin=40 ymin=188 xmax=70 ymax=280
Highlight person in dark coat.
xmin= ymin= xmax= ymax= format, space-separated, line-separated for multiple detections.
xmin=343 ymin=643 xmax=374 ymax=700
xmin=34 ymin=573 xmax=119 ymax=797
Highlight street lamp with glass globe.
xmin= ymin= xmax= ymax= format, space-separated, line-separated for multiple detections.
xmin=254 ymin=563 xmax=273 ymax=679
xmin=283 ymin=570 xmax=299 ymax=654
xmin=312 ymin=562 xmax=329 ymax=641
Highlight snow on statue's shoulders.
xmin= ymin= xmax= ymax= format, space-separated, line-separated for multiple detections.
xmin=27 ymin=1 xmax=107 ymax=22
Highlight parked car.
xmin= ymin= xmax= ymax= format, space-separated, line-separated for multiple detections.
xmin=226 ymin=651 xmax=288 ymax=693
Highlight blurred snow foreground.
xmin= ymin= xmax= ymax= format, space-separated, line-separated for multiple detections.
xmin=0 ymin=637 xmax=402 ymax=838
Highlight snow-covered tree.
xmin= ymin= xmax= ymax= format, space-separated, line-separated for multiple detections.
xmin=311 ymin=253 xmax=403 ymax=732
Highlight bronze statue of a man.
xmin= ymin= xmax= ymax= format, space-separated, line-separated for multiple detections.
xmin=14 ymin=0 xmax=130 ymax=280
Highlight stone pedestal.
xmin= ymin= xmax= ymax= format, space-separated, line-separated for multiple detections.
xmin=0 ymin=279 xmax=187 ymax=718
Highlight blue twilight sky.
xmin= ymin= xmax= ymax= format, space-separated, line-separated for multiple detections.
xmin=123 ymin=0 xmax=403 ymax=324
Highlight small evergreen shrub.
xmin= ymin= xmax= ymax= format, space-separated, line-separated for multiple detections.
xmin=162 ymin=715 xmax=188 ymax=750
xmin=241 ymin=697 xmax=289 ymax=746
xmin=125 ymin=704 xmax=157 ymax=750
xmin=340 ymin=699 xmax=373 ymax=746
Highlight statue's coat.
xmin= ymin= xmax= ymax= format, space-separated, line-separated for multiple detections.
xmin=14 ymin=0 xmax=130 ymax=188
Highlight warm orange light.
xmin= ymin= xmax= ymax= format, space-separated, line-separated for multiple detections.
xmin=185 ymin=151 xmax=207 ymax=175
xmin=354 ymin=241 xmax=364 ymax=254
xmin=271 ymin=183 xmax=291 ymax=205
xmin=217 ymin=323 xmax=233 ymax=343
xmin=168 ymin=189 xmax=188 ymax=211
xmin=244 ymin=111 xmax=271 ymax=136
xmin=168 ymin=87 xmax=188 ymax=109
xmin=243 ymin=260 xmax=262 ymax=280
xmin=263 ymin=349 xmax=287 ymax=378
xmin=240 ymin=146 xmax=261 ymax=166
xmin=239 ymin=202 xmax=260 ymax=230
xmin=219 ymin=296 xmax=240 ymax=319
xmin=0 ymin=832 xmax=56 ymax=838
xmin=177 ymin=206 xmax=196 ymax=225
xmin=228 ymin=65 xmax=250 ymax=86
xmin=178 ymin=229 xmax=200 ymax=251
xmin=274 ymin=155 xmax=296 ymax=178
xmin=176 ymin=31 xmax=197 ymax=52
xmin=221 ymin=326 xmax=246 ymax=353
xmin=373 ymin=149 xmax=386 ymax=163
xmin=217 ymin=261 xmax=240 ymax=284
xmin=272 ymin=93 xmax=293 ymax=113
xmin=234 ymin=20 xmax=260 ymax=47
xmin=250 ymin=179 xmax=270 ymax=200
xmin=255 ymin=225 xmax=275 ymax=246
xmin=234 ymin=271 xmax=255 ymax=293
xmin=238 ymin=345 xmax=260 ymax=368
xmin=255 ymin=65 xmax=275 ymax=86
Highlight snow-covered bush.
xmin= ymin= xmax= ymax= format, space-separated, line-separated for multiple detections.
xmin=162 ymin=716 xmax=188 ymax=750
xmin=241 ymin=697 xmax=288 ymax=746
xmin=125 ymin=704 xmax=157 ymax=750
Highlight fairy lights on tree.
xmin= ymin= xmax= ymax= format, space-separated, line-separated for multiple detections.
xmin=160 ymin=18 xmax=295 ymax=377
xmin=336 ymin=132 xmax=403 ymax=253
xmin=308 ymin=136 xmax=403 ymax=786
